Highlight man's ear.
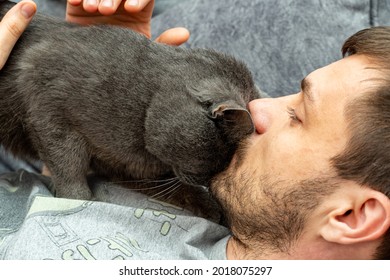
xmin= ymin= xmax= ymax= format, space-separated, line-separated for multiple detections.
xmin=320 ymin=186 xmax=390 ymax=245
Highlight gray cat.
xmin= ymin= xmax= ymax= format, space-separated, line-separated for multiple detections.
xmin=0 ymin=1 xmax=259 ymax=200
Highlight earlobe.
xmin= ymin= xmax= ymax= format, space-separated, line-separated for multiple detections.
xmin=320 ymin=188 xmax=390 ymax=245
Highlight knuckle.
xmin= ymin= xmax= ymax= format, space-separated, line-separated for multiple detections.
xmin=5 ymin=20 xmax=23 ymax=39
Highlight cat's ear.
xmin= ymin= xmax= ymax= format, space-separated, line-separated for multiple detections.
xmin=186 ymin=82 xmax=254 ymax=139
xmin=211 ymin=101 xmax=254 ymax=140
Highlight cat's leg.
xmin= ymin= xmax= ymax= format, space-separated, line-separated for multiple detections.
xmin=35 ymin=130 xmax=92 ymax=200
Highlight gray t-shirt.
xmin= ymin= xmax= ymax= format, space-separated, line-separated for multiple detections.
xmin=0 ymin=170 xmax=229 ymax=260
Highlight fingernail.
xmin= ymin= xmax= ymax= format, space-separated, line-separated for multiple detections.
xmin=127 ymin=0 xmax=139 ymax=7
xmin=20 ymin=3 xmax=36 ymax=19
xmin=101 ymin=0 xmax=113 ymax=7
xmin=86 ymin=0 xmax=98 ymax=6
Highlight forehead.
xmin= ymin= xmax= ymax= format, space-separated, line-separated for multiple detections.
xmin=307 ymin=54 xmax=379 ymax=102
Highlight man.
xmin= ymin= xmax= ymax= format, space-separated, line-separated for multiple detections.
xmin=0 ymin=0 xmax=389 ymax=259
xmin=211 ymin=33 xmax=390 ymax=259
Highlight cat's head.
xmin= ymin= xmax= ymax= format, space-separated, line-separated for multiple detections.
xmin=145 ymin=50 xmax=260 ymax=187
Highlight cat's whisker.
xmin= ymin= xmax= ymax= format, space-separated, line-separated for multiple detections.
xmin=136 ymin=178 xmax=180 ymax=191
xmin=149 ymin=187 xmax=172 ymax=200
xmin=111 ymin=177 xmax=181 ymax=193
xmin=181 ymin=174 xmax=199 ymax=187
xmin=149 ymin=179 xmax=181 ymax=200
xmin=105 ymin=177 xmax=178 ymax=190
xmin=164 ymin=181 xmax=183 ymax=201
xmin=109 ymin=177 xmax=178 ymax=184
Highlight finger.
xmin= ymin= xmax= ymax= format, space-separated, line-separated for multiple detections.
xmin=67 ymin=0 xmax=83 ymax=6
xmin=124 ymin=0 xmax=154 ymax=13
xmin=41 ymin=164 xmax=52 ymax=176
xmin=0 ymin=0 xmax=36 ymax=69
xmin=155 ymin=27 xmax=190 ymax=46
xmin=83 ymin=0 xmax=100 ymax=13
xmin=98 ymin=0 xmax=123 ymax=15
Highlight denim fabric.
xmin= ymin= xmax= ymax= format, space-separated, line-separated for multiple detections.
xmin=151 ymin=0 xmax=384 ymax=97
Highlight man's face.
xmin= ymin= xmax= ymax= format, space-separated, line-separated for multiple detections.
xmin=211 ymin=54 xmax=379 ymax=255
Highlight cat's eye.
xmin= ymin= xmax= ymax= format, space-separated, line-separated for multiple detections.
xmin=287 ymin=107 xmax=301 ymax=123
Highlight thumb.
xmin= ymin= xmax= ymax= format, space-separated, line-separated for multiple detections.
xmin=155 ymin=27 xmax=190 ymax=46
xmin=0 ymin=0 xmax=36 ymax=69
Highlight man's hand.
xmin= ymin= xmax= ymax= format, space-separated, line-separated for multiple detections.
xmin=66 ymin=0 xmax=189 ymax=46
xmin=0 ymin=0 xmax=36 ymax=69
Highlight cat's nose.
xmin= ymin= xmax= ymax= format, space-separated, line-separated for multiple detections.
xmin=248 ymin=99 xmax=273 ymax=134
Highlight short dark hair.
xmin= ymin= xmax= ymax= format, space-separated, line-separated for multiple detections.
xmin=331 ymin=26 xmax=390 ymax=259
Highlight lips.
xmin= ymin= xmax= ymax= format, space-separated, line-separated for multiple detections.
xmin=248 ymin=100 xmax=269 ymax=135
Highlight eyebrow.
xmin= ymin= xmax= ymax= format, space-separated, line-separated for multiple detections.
xmin=301 ymin=77 xmax=315 ymax=102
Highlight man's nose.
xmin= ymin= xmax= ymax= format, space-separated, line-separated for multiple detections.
xmin=248 ymin=98 xmax=275 ymax=134
xmin=248 ymin=95 xmax=294 ymax=134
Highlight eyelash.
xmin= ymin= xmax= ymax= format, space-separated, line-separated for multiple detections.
xmin=287 ymin=107 xmax=301 ymax=123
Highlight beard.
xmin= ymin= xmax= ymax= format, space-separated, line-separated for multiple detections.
xmin=211 ymin=163 xmax=337 ymax=256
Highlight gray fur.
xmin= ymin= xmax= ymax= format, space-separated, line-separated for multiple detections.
xmin=0 ymin=1 xmax=259 ymax=199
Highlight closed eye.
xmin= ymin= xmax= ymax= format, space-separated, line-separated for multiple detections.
xmin=287 ymin=107 xmax=301 ymax=123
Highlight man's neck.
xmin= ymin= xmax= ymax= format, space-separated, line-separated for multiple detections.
xmin=226 ymin=236 xmax=293 ymax=259
xmin=226 ymin=236 xmax=377 ymax=260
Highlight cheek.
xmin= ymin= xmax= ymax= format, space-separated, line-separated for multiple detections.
xmin=284 ymin=132 xmax=335 ymax=174
xmin=243 ymin=132 xmax=327 ymax=179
